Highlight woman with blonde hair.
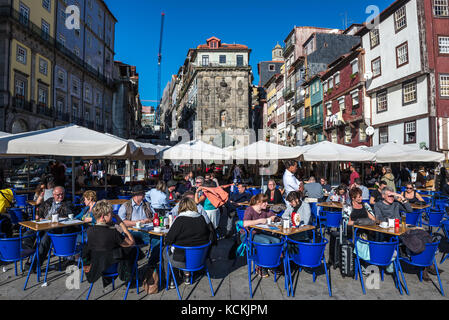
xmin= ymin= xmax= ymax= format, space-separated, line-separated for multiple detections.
xmin=164 ymin=197 xmax=211 ymax=287
xmin=75 ymin=190 xmax=98 ymax=224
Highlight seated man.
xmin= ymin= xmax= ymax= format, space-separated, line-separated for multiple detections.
xmin=23 ymin=186 xmax=77 ymax=269
xmin=369 ymin=181 xmax=387 ymax=206
xmin=224 ymin=183 xmax=252 ymax=238
xmin=373 ymin=186 xmax=413 ymax=222
xmin=284 ymin=191 xmax=312 ymax=245
xmin=303 ymin=177 xmax=324 ymax=200
xmin=175 ymin=173 xmax=192 ymax=196
xmin=352 ymin=178 xmax=370 ymax=201
xmin=320 ymin=178 xmax=332 ymax=193
xmin=82 ymin=200 xmax=135 ymax=287
xmin=118 ymin=185 xmax=159 ymax=268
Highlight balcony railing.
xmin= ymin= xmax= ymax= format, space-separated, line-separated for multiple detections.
xmin=56 ymin=112 xmax=70 ymax=122
xmin=283 ymin=86 xmax=295 ymax=99
xmin=37 ymin=104 xmax=53 ymax=117
xmin=12 ymin=97 xmax=32 ymax=112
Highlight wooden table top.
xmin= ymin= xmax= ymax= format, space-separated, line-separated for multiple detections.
xmin=411 ymin=203 xmax=431 ymax=210
xmin=251 ymin=224 xmax=315 ymax=237
xmin=128 ymin=226 xmax=168 ymax=237
xmin=107 ymin=199 xmax=129 ymax=206
xmin=354 ymin=224 xmax=422 ymax=236
xmin=317 ymin=202 xmax=344 ymax=209
xmin=19 ymin=220 xmax=87 ymax=232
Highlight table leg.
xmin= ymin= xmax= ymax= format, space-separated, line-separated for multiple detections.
xmin=36 ymin=231 xmax=41 ymax=282
xmin=159 ymin=235 xmax=163 ymax=290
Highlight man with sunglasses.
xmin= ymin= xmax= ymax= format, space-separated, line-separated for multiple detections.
xmin=373 ymin=186 xmax=412 ymax=223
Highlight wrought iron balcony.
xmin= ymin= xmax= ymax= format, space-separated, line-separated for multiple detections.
xmin=37 ymin=104 xmax=53 ymax=117
xmin=12 ymin=97 xmax=32 ymax=112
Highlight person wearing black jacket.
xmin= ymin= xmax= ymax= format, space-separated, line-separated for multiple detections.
xmin=163 ymin=197 xmax=211 ymax=287
xmin=265 ymin=180 xmax=284 ymax=205
xmin=224 ymin=184 xmax=252 ymax=238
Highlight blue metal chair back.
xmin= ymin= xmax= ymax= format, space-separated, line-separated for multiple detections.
xmin=428 ymin=211 xmax=444 ymax=228
xmin=48 ymin=232 xmax=81 ymax=257
xmin=170 ymin=242 xmax=211 ymax=271
xmin=8 ymin=208 xmax=24 ymax=224
xmin=287 ymin=238 xmax=328 ymax=268
xmin=237 ymin=208 xmax=246 ymax=221
xmin=324 ymin=211 xmax=342 ymax=228
xmin=249 ymin=188 xmax=261 ymax=196
xmin=112 ymin=204 xmax=121 ymax=214
xmin=309 ymin=203 xmax=318 ymax=224
xmin=0 ymin=235 xmax=33 ymax=262
xmin=249 ymin=239 xmax=285 ymax=268
xmin=406 ymin=211 xmax=421 ymax=226
xmin=408 ymin=242 xmax=439 ymax=267
xmin=366 ymin=239 xmax=399 ymax=266
xmin=14 ymin=194 xmax=27 ymax=208
xmin=103 ymin=263 xmax=119 ymax=277
xmin=118 ymin=195 xmax=132 ymax=200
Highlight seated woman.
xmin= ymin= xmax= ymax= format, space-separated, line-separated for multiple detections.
xmin=82 ymin=200 xmax=135 ymax=287
xmin=327 ymin=184 xmax=350 ymax=205
xmin=401 ymin=183 xmax=425 ymax=204
xmin=265 ymin=180 xmax=284 ymax=205
xmin=195 ymin=180 xmax=221 ymax=230
xmin=75 ymin=190 xmax=97 ymax=224
xmin=242 ymin=194 xmax=280 ymax=278
xmin=163 ymin=197 xmax=211 ymax=287
xmin=35 ymin=181 xmax=55 ymax=206
xmin=348 ymin=188 xmax=376 ymax=227
xmin=145 ymin=180 xmax=170 ymax=214
xmin=33 ymin=183 xmax=46 ymax=202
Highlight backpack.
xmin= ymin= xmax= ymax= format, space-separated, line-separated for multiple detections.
xmin=0 ymin=189 xmax=14 ymax=214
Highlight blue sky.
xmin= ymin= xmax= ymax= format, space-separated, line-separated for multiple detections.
xmin=107 ymin=0 xmax=393 ymax=106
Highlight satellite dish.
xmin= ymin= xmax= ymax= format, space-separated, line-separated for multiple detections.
xmin=286 ymin=126 xmax=291 ymax=133
xmin=300 ymin=89 xmax=306 ymax=96
xmin=364 ymin=72 xmax=373 ymax=81
xmin=365 ymin=126 xmax=375 ymax=136
xmin=292 ymin=128 xmax=297 ymax=135
xmin=303 ymin=131 xmax=308 ymax=139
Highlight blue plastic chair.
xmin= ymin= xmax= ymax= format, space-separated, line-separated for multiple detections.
xmin=237 ymin=208 xmax=246 ymax=221
xmin=249 ymin=188 xmax=262 ymax=196
xmin=8 ymin=208 xmax=25 ymax=225
xmin=319 ymin=210 xmax=342 ymax=236
xmin=246 ymin=238 xmax=286 ymax=298
xmin=112 ymin=204 xmax=121 ymax=214
xmin=286 ymin=235 xmax=331 ymax=297
xmin=86 ymin=264 xmax=119 ymax=300
xmin=166 ymin=242 xmax=214 ymax=300
xmin=354 ymin=233 xmax=404 ymax=295
xmin=309 ymin=203 xmax=318 ymax=226
xmin=0 ymin=234 xmax=35 ymax=277
xmin=399 ymin=241 xmax=444 ymax=296
xmin=43 ymin=231 xmax=84 ymax=284
xmin=86 ymin=246 xmax=139 ymax=300
xmin=422 ymin=210 xmax=444 ymax=234
xmin=14 ymin=194 xmax=28 ymax=209
xmin=118 ymin=195 xmax=132 ymax=200
xmin=405 ymin=211 xmax=422 ymax=227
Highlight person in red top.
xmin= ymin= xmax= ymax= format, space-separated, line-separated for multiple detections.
xmin=349 ymin=165 xmax=360 ymax=186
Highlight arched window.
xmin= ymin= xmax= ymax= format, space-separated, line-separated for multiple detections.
xmin=11 ymin=119 xmax=28 ymax=134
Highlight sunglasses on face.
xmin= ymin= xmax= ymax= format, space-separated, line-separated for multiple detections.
xmin=387 ymin=195 xmax=395 ymax=198
xmin=406 ymin=187 xmax=413 ymax=190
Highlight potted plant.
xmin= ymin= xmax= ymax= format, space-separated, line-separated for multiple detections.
xmin=350 ymin=73 xmax=357 ymax=80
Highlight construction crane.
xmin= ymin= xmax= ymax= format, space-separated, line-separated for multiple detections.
xmin=156 ymin=12 xmax=165 ymax=126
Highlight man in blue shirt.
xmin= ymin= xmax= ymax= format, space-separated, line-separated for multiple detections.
xmin=118 ymin=185 xmax=160 ymax=268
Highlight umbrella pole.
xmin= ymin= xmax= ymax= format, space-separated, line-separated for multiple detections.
xmin=105 ymin=158 xmax=108 ymax=194
xmin=71 ymin=157 xmax=75 ymax=204
xmin=27 ymin=156 xmax=30 ymax=190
